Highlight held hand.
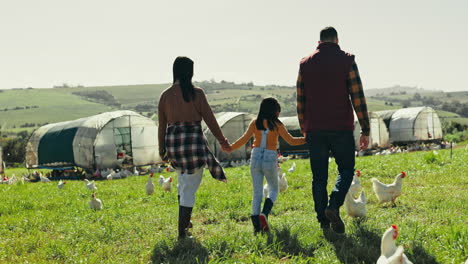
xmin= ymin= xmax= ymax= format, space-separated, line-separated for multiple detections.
xmin=359 ymin=135 xmax=369 ymax=150
xmin=220 ymin=138 xmax=232 ymax=153
xmin=221 ymin=143 xmax=233 ymax=153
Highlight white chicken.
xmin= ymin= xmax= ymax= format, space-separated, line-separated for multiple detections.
xmin=146 ymin=173 xmax=155 ymax=195
xmin=263 ymin=171 xmax=288 ymax=198
xmin=159 ymin=175 xmax=172 ymax=192
xmin=348 ymin=170 xmax=362 ymax=198
xmin=219 ymin=161 xmax=230 ymax=168
xmin=100 ymin=168 xmax=113 ymax=179
xmin=40 ymin=174 xmax=51 ymax=183
xmin=89 ymin=193 xmax=103 ymax=210
xmin=277 ymin=155 xmax=290 ymax=163
xmin=7 ymin=174 xmax=18 ymax=185
xmin=149 ymin=165 xmax=163 ymax=173
xmin=279 ymin=172 xmax=288 ymax=192
xmin=120 ymin=169 xmax=131 ymax=178
xmin=84 ymin=179 xmax=97 ymax=191
xmin=57 ymin=180 xmax=66 ymax=189
xmin=344 ymin=191 xmax=366 ymax=218
xmin=372 ymin=172 xmax=407 ymax=205
xmin=165 ymin=165 xmax=175 ymax=172
xmin=287 ymin=162 xmax=296 ymax=173
xmin=1 ymin=177 xmax=7 ymax=184
xmin=112 ymin=171 xmax=122 ymax=179
xmin=377 ymin=225 xmax=413 ymax=264
xmin=22 ymin=174 xmax=30 ymax=182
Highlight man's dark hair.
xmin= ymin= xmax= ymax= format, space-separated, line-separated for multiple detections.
xmin=320 ymin=26 xmax=338 ymax=42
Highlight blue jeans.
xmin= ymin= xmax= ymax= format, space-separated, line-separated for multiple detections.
xmin=250 ymin=130 xmax=278 ymax=215
xmin=306 ymin=131 xmax=355 ymax=224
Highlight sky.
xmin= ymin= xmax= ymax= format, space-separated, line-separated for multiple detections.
xmin=1 ymin=0 xmax=467 ymax=91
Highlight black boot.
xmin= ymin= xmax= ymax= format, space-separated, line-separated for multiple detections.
xmin=178 ymin=206 xmax=193 ymax=239
xmin=251 ymin=215 xmax=261 ymax=234
xmin=260 ymin=198 xmax=274 ymax=231
xmin=261 ymin=198 xmax=274 ymax=217
xmin=178 ymin=195 xmax=193 ymax=229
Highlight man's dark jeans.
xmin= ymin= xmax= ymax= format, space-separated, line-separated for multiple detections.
xmin=306 ymin=130 xmax=355 ymax=225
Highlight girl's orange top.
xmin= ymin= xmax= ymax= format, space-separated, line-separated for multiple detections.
xmin=230 ymin=119 xmax=306 ymax=151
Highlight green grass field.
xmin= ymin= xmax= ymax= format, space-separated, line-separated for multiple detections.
xmin=1 ymin=148 xmax=466 ymax=263
xmin=0 ymin=89 xmax=114 ymax=131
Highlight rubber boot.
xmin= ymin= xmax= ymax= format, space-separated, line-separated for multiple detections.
xmin=259 ymin=198 xmax=274 ymax=231
xmin=251 ymin=215 xmax=261 ymax=234
xmin=178 ymin=195 xmax=193 ymax=229
xmin=178 ymin=206 xmax=193 ymax=239
xmin=261 ymin=198 xmax=274 ymax=217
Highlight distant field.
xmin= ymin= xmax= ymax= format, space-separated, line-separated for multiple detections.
xmin=1 ymin=84 xmax=466 ymax=134
xmin=60 ymin=84 xmax=170 ymax=106
xmin=0 ymin=89 xmax=114 ymax=130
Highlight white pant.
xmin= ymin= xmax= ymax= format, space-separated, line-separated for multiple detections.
xmin=177 ymin=168 xmax=203 ymax=207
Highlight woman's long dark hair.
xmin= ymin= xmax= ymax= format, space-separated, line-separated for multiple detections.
xmin=173 ymin=56 xmax=195 ymax=102
xmin=255 ymin=97 xmax=282 ymax=131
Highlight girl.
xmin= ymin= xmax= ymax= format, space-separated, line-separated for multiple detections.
xmin=229 ymin=97 xmax=305 ymax=233
xmin=158 ymin=56 xmax=231 ymax=239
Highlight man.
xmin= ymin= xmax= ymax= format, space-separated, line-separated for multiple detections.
xmin=296 ymin=26 xmax=370 ymax=234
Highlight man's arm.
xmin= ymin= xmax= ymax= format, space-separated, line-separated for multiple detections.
xmin=296 ymin=69 xmax=305 ymax=134
xmin=348 ymin=61 xmax=370 ymax=150
xmin=348 ymin=62 xmax=370 ymax=136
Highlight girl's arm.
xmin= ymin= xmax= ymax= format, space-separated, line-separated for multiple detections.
xmin=278 ymin=124 xmax=306 ymax=146
xmin=230 ymin=121 xmax=255 ymax=151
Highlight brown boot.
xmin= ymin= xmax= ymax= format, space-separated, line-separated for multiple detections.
xmin=325 ymin=208 xmax=345 ymax=234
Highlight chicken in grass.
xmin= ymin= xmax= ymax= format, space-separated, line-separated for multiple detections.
xmin=84 ymin=179 xmax=97 ymax=191
xmin=89 ymin=193 xmax=103 ymax=210
xmin=40 ymin=173 xmax=51 ymax=183
xmin=377 ymin=225 xmax=413 ymax=264
xmin=57 ymin=180 xmax=66 ymax=189
xmin=344 ymin=191 xmax=366 ymax=218
xmin=287 ymin=162 xmax=296 ymax=173
xmin=371 ymin=172 xmax=407 ymax=205
xmin=146 ymin=173 xmax=155 ymax=195
xmin=263 ymin=170 xmax=288 ymax=198
xmin=165 ymin=165 xmax=175 ymax=172
xmin=22 ymin=174 xmax=31 ymax=183
xmin=348 ymin=170 xmax=362 ymax=198
xmin=278 ymin=172 xmax=288 ymax=193
xmin=159 ymin=175 xmax=172 ymax=192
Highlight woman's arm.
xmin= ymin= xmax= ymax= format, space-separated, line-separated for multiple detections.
xmin=278 ymin=124 xmax=306 ymax=146
xmin=230 ymin=121 xmax=255 ymax=151
xmin=198 ymin=90 xmax=228 ymax=146
xmin=158 ymin=94 xmax=167 ymax=159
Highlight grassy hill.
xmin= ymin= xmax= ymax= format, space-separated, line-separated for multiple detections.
xmin=1 ymin=83 xmax=467 ymax=135
xmin=0 ymin=89 xmax=114 ymax=133
xmin=0 ymin=148 xmax=466 ymax=263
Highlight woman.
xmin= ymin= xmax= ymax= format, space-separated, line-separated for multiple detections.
xmin=158 ymin=56 xmax=231 ymax=239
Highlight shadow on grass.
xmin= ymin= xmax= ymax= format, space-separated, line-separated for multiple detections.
xmin=151 ymin=238 xmax=209 ymax=264
xmin=407 ymin=242 xmax=439 ymax=264
xmin=323 ymin=223 xmax=381 ymax=264
xmin=324 ymin=223 xmax=439 ymax=264
xmin=266 ymin=226 xmax=316 ymax=258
